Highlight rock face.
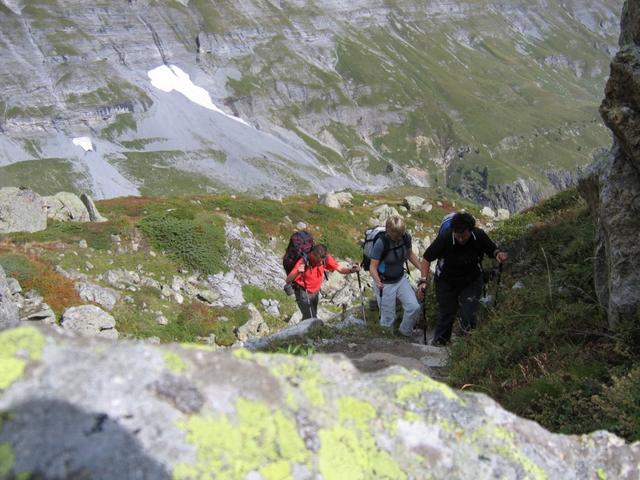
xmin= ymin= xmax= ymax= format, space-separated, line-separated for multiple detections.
xmin=0 ymin=325 xmax=638 ymax=479
xmin=579 ymin=0 xmax=640 ymax=328
xmin=0 ymin=188 xmax=47 ymax=233
xmin=0 ymin=266 xmax=19 ymax=330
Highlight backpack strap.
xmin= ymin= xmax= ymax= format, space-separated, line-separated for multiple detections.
xmin=380 ymin=233 xmax=410 ymax=262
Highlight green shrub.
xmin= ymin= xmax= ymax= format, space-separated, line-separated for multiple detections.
xmin=593 ymin=367 xmax=640 ymax=441
xmin=139 ymin=212 xmax=226 ymax=274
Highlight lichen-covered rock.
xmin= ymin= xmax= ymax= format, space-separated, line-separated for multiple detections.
xmin=42 ymin=192 xmax=91 ymax=222
xmin=0 ymin=325 xmax=638 ymax=479
xmin=61 ymin=305 xmax=118 ymax=339
xmin=580 ymin=0 xmax=640 ymax=327
xmin=0 ymin=266 xmax=19 ymax=330
xmin=0 ymin=187 xmax=47 ymax=233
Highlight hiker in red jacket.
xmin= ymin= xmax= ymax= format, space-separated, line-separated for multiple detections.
xmin=285 ymin=244 xmax=360 ymax=319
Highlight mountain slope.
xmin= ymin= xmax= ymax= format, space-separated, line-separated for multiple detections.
xmin=0 ymin=0 xmax=622 ymax=208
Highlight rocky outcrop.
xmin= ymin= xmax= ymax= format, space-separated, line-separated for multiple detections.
xmin=0 ymin=188 xmax=47 ymax=233
xmin=0 ymin=325 xmax=638 ymax=478
xmin=43 ymin=192 xmax=107 ymax=223
xmin=579 ymin=0 xmax=640 ymax=328
xmin=0 ymin=266 xmax=19 ymax=330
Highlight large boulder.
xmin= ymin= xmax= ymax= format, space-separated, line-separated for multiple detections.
xmin=43 ymin=192 xmax=91 ymax=222
xmin=61 ymin=305 xmax=119 ymax=339
xmin=80 ymin=193 xmax=107 ymax=222
xmin=318 ymin=191 xmax=353 ymax=209
xmin=0 ymin=266 xmax=19 ymax=330
xmin=579 ymin=1 xmax=640 ymax=328
xmin=0 ymin=325 xmax=638 ymax=478
xmin=0 ymin=187 xmax=47 ymax=233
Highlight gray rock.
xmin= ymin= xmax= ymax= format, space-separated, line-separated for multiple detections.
xmin=75 ymin=282 xmax=121 ymax=311
xmin=481 ymin=206 xmax=496 ymax=219
xmin=0 ymin=188 xmax=47 ymax=233
xmin=101 ymin=269 xmax=141 ymax=289
xmin=372 ymin=205 xmax=400 ymax=223
xmin=42 ymin=192 xmax=90 ymax=222
xmin=20 ymin=305 xmax=56 ymax=324
xmin=0 ymin=325 xmax=638 ymax=479
xmin=496 ymin=208 xmax=510 ymax=220
xmin=318 ymin=191 xmax=353 ymax=209
xmin=244 ymin=318 xmax=324 ymax=350
xmin=0 ymin=266 xmax=19 ymax=330
xmin=234 ymin=303 xmax=270 ymax=342
xmin=80 ymin=193 xmax=107 ymax=222
xmin=402 ymin=196 xmax=425 ymax=211
xmin=6 ymin=277 xmax=22 ymax=296
xmin=61 ymin=305 xmax=119 ymax=339
xmin=205 ymin=271 xmax=244 ymax=308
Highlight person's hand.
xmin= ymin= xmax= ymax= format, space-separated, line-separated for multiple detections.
xmin=496 ymin=252 xmax=508 ymax=263
xmin=297 ymin=263 xmax=306 ymax=274
xmin=350 ymin=264 xmax=360 ymax=273
xmin=376 ymin=281 xmax=384 ymax=290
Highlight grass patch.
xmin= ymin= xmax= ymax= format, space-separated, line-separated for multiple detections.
xmin=8 ymin=220 xmax=124 ymax=251
xmin=138 ymin=211 xmax=227 ymax=275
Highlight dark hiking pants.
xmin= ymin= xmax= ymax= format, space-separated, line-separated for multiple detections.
xmin=294 ymin=285 xmax=319 ymax=319
xmin=433 ymin=275 xmax=483 ymax=345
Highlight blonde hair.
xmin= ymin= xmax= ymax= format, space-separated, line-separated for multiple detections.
xmin=385 ymin=215 xmax=406 ymax=237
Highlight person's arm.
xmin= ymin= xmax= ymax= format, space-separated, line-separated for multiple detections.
xmin=285 ymin=259 xmax=305 ymax=283
xmin=369 ymin=259 xmax=384 ymax=290
xmin=479 ymin=230 xmax=508 ymax=263
xmin=408 ymin=249 xmax=421 ymax=270
xmin=327 ymin=255 xmax=359 ymax=275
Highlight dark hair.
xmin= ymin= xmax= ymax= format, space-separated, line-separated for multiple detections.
xmin=451 ymin=212 xmax=476 ymax=233
xmin=312 ymin=244 xmax=328 ymax=259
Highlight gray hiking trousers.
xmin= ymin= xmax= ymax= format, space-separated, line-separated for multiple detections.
xmin=373 ymin=276 xmax=421 ymax=336
xmin=294 ymin=285 xmax=319 ymax=320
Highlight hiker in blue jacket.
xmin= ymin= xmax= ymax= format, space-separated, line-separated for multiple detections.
xmin=418 ymin=212 xmax=507 ymax=346
xmin=369 ymin=215 xmax=422 ymax=337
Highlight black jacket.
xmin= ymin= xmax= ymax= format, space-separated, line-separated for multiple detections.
xmin=423 ymin=228 xmax=498 ymax=287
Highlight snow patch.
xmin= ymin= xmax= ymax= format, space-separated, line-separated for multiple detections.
xmin=148 ymin=64 xmax=249 ymax=126
xmin=72 ymin=137 xmax=94 ymax=152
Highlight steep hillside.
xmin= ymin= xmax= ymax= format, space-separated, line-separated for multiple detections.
xmin=0 ymin=0 xmax=622 ymax=209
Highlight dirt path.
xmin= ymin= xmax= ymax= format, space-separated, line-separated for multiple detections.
xmin=313 ymin=328 xmax=450 ymax=381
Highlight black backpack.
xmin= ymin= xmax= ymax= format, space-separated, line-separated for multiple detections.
xmin=361 ymin=226 xmax=410 ymax=271
xmin=283 ymin=231 xmax=315 ymax=274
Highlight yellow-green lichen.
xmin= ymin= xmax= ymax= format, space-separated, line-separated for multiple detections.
xmin=180 ymin=343 xmax=216 ymax=352
xmin=164 ymin=351 xmax=187 ymax=374
xmin=273 ymin=357 xmax=325 ymax=408
xmin=0 ymin=327 xmax=45 ymax=390
xmin=470 ymin=426 xmax=547 ymax=480
xmin=318 ymin=397 xmax=406 ymax=480
xmin=386 ymin=372 xmax=462 ymax=404
xmin=173 ymin=399 xmax=309 ymax=480
xmin=0 ymin=442 xmax=15 ymax=477
xmin=596 ymin=468 xmax=607 ymax=480
xmin=232 ymin=348 xmax=254 ymax=360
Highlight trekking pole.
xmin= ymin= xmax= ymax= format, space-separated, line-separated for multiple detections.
xmin=356 ymin=270 xmax=367 ymax=321
xmin=378 ymin=284 xmax=383 ymax=325
xmin=494 ymin=262 xmax=503 ymax=308
xmin=422 ymin=293 xmax=428 ymax=345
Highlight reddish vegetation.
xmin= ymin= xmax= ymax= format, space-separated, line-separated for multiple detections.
xmin=21 ymin=258 xmax=83 ymax=315
xmin=98 ymin=196 xmax=156 ymax=218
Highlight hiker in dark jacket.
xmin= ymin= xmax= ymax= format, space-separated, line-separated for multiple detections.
xmin=418 ymin=212 xmax=507 ymax=345
xmin=369 ymin=215 xmax=422 ymax=337
xmin=285 ymin=244 xmax=359 ymax=319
